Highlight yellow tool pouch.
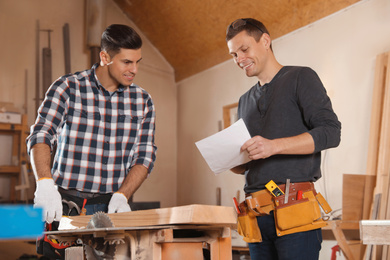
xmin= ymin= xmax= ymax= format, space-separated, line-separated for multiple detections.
xmin=245 ymin=190 xmax=274 ymax=216
xmin=236 ymin=201 xmax=262 ymax=243
xmin=273 ymin=190 xmax=331 ymax=236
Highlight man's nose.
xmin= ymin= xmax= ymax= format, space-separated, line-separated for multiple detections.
xmin=129 ymin=63 xmax=138 ymax=74
xmin=236 ymin=53 xmax=245 ymax=63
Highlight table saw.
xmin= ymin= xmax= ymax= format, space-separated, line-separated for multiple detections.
xmin=46 ymin=204 xmax=237 ymax=260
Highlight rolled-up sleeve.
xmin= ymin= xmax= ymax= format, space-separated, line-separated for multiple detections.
xmin=130 ymin=94 xmax=157 ymax=173
xmin=26 ymin=78 xmax=69 ymax=154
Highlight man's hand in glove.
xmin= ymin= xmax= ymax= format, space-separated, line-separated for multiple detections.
xmin=108 ymin=192 xmax=131 ymax=213
xmin=34 ymin=178 xmax=63 ymax=223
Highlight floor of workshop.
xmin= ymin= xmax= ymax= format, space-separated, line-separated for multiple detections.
xmin=0 ymin=240 xmax=42 ymax=259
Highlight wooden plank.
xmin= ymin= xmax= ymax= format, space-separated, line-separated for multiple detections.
xmin=63 ymin=23 xmax=71 ymax=74
xmin=363 ymin=52 xmax=390 ymax=260
xmin=60 ymin=204 xmax=237 ymax=230
xmin=364 ymin=53 xmax=388 ymax=220
xmin=42 ymin=47 xmax=52 ymax=98
xmin=362 ymin=175 xmax=377 ymax=220
xmin=366 ymin=53 xmax=388 ymax=177
xmin=343 ymin=174 xmax=367 ymax=220
xmin=374 ymin=52 xmax=390 ymax=260
xmin=35 ymin=20 xmax=40 ymax=114
xmin=364 ymin=194 xmax=381 ymax=260
xmin=376 ymin=53 xmax=390 ymax=221
xmin=360 ymin=220 xmax=390 ymax=245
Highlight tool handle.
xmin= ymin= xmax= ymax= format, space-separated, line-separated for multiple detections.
xmin=297 ymin=190 xmax=303 ymax=200
xmin=233 ymin=197 xmax=241 ymax=214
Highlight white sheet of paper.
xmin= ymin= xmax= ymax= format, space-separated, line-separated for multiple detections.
xmin=195 ymin=118 xmax=251 ymax=174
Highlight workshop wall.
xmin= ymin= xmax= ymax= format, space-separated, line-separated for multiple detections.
xmin=177 ymin=0 xmax=390 ymax=209
xmin=0 ymin=0 xmax=178 ymax=207
xmin=177 ymin=0 xmax=390 ymax=257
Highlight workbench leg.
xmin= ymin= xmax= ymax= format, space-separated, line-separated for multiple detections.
xmin=207 ymin=227 xmax=232 ymax=260
xmin=330 ymin=222 xmax=355 ymax=260
xmin=209 ymin=236 xmax=232 ymax=260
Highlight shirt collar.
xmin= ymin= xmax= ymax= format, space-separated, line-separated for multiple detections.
xmin=91 ymin=63 xmax=127 ymax=94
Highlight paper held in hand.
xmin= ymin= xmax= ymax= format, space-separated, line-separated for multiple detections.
xmin=195 ymin=119 xmax=251 ymax=174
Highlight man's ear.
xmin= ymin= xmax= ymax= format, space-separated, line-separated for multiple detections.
xmin=99 ymin=51 xmax=111 ymax=66
xmin=261 ymin=33 xmax=272 ymax=50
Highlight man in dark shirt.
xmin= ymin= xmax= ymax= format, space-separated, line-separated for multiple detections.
xmin=226 ymin=18 xmax=341 ymax=259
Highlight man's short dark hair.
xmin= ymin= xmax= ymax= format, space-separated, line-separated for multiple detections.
xmin=226 ymin=18 xmax=270 ymax=43
xmin=101 ymin=24 xmax=142 ymax=57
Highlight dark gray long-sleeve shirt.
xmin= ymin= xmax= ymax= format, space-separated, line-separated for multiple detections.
xmin=238 ymin=66 xmax=341 ymax=193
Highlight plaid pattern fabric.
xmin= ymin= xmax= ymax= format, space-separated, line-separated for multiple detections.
xmin=27 ymin=64 xmax=157 ymax=193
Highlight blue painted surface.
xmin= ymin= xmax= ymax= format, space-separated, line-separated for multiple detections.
xmin=0 ymin=205 xmax=44 ymax=240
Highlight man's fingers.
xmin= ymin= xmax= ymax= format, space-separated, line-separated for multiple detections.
xmin=107 ymin=206 xmax=115 ymax=214
xmin=241 ymin=138 xmax=257 ymax=151
xmin=54 ymin=208 xmax=63 ymax=222
xmin=46 ymin=210 xmax=55 ymax=224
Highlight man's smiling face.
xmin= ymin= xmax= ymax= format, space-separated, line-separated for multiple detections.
xmin=227 ymin=30 xmax=268 ymax=79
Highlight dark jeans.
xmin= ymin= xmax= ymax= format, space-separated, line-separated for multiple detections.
xmin=248 ymin=213 xmax=322 ymax=260
xmin=59 ymin=187 xmax=112 ymax=216
xmin=84 ymin=203 xmax=108 ymax=215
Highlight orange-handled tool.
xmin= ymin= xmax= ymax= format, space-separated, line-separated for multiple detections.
xmin=233 ymin=197 xmax=241 ymax=214
xmin=297 ymin=190 xmax=303 ymax=200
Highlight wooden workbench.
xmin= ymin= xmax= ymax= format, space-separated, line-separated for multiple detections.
xmin=322 ymin=220 xmax=362 ymax=260
xmin=49 ymin=204 xmax=237 ymax=260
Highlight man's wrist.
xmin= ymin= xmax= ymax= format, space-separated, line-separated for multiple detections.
xmin=115 ymin=192 xmax=129 ymax=200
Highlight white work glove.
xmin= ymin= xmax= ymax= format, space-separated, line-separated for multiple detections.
xmin=34 ymin=178 xmax=63 ymax=223
xmin=108 ymin=192 xmax=131 ymax=213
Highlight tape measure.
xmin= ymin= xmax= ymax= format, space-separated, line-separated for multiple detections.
xmin=265 ymin=180 xmax=284 ymax=197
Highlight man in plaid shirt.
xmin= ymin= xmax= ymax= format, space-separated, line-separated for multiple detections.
xmin=27 ymin=24 xmax=157 ymax=227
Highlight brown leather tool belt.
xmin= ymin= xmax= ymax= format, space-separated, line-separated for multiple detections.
xmin=245 ymin=181 xmax=315 ymax=216
xmin=238 ymin=181 xmax=331 ymax=239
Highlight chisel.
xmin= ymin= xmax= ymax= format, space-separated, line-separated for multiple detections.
xmin=284 ymin=179 xmax=290 ymax=204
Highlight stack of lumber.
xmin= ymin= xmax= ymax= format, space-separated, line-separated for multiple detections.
xmin=59 ymin=204 xmax=237 ymax=230
xmin=364 ymin=51 xmax=390 ymax=259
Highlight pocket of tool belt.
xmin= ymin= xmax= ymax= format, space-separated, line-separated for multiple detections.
xmin=274 ymin=196 xmax=321 ymax=230
xmin=236 ymin=201 xmax=262 ymax=243
xmin=273 ymin=190 xmax=331 ymax=233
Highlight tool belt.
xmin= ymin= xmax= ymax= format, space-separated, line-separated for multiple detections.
xmin=58 ymin=187 xmax=113 ymax=216
xmin=236 ymin=182 xmax=332 ymax=243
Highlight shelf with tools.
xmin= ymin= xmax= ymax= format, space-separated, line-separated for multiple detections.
xmin=0 ymin=114 xmax=29 ymax=202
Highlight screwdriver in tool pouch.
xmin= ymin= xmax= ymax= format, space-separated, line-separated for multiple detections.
xmin=284 ymin=179 xmax=290 ymax=204
xmin=233 ymin=197 xmax=241 ymax=214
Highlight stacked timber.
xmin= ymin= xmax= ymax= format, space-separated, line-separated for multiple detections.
xmin=364 ymin=51 xmax=390 ymax=260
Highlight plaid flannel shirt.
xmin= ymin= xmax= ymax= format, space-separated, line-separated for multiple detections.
xmin=26 ymin=64 xmax=157 ymax=193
